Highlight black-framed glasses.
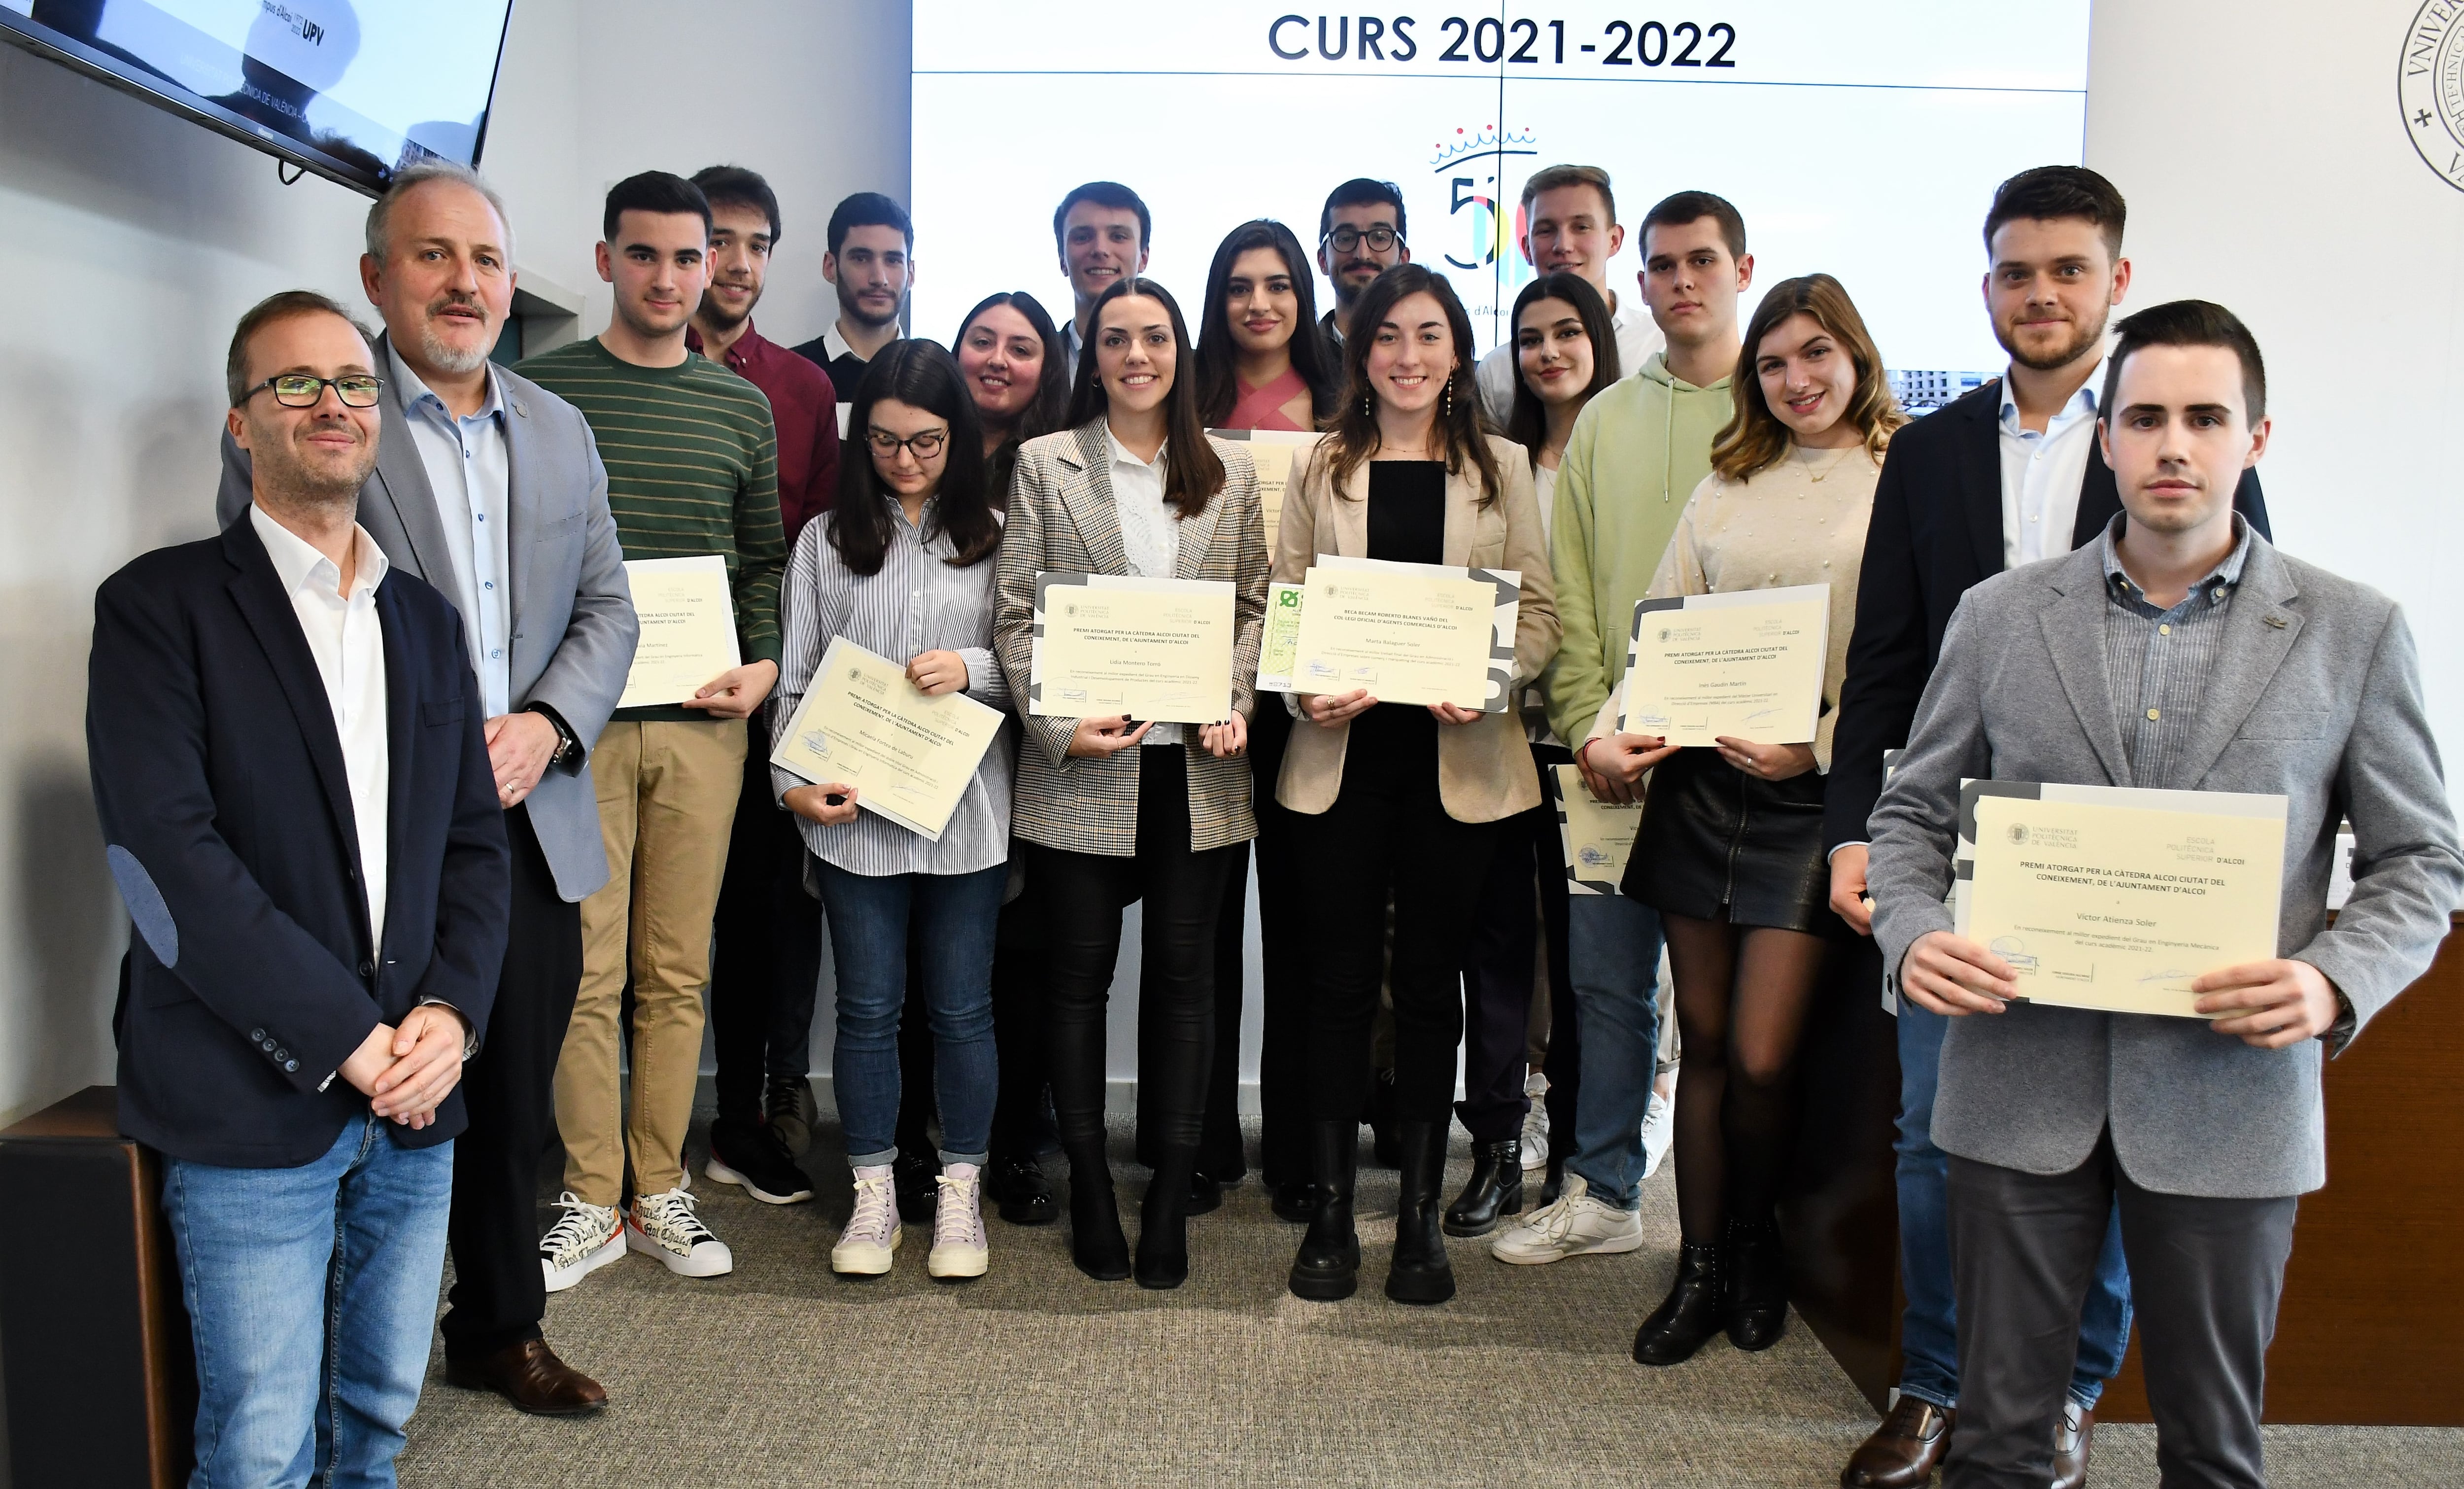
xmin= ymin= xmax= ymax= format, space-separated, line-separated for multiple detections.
xmin=866 ymin=426 xmax=949 ymax=459
xmin=1322 ymin=225 xmax=1402 ymax=254
xmin=239 ymin=374 xmax=384 ymax=409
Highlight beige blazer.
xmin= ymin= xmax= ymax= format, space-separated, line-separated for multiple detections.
xmin=994 ymin=421 xmax=1269 ymax=857
xmin=1273 ymin=433 xmax=1560 ymax=822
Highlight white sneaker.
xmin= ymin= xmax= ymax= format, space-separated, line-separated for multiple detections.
xmin=831 ymin=1165 xmax=902 ymax=1276
xmin=626 ymin=1184 xmax=734 ymax=1278
xmin=1488 ymin=1174 xmax=1645 ymax=1265
xmin=1641 ymin=1082 xmax=1676 ymax=1179
xmin=1520 ymin=1072 xmax=1550 ymax=1172
xmin=927 ymin=1163 xmax=989 ymax=1281
xmin=538 ymin=1192 xmax=624 ymax=1293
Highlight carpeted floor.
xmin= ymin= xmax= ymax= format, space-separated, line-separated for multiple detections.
xmin=399 ymin=1116 xmax=2464 ymax=1488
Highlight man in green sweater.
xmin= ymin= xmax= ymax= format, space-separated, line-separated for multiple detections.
xmin=1491 ymin=192 xmax=1752 ymax=1269
xmin=517 ymin=172 xmax=785 ymax=1287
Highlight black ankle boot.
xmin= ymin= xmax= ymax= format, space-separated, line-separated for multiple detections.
xmin=1441 ymin=1138 xmax=1524 ymax=1237
xmin=1724 ymin=1215 xmax=1787 ymax=1350
xmin=1288 ymin=1122 xmax=1358 ymax=1301
xmin=1633 ymin=1241 xmax=1725 ymax=1365
xmin=1062 ymin=1140 xmax=1129 ymax=1282
xmin=1385 ymin=1120 xmax=1455 ymax=1305
xmin=1135 ymin=1146 xmax=1196 ymax=1290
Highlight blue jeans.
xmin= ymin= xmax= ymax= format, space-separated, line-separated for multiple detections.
xmin=1895 ymin=1000 xmax=2132 ymax=1410
xmin=1565 ymin=892 xmax=1665 ymax=1211
xmin=162 ymin=1114 xmax=453 ymax=1489
xmin=814 ymin=859 xmax=1005 ymax=1166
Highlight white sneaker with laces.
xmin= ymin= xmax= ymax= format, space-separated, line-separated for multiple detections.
xmin=832 ymin=1164 xmax=902 ymax=1276
xmin=626 ymin=1184 xmax=733 ymax=1278
xmin=1487 ymin=1174 xmax=1645 ymax=1265
xmin=539 ymin=1192 xmax=624 ymax=1293
xmin=1520 ymin=1072 xmax=1551 ymax=1173
xmin=1641 ymin=1080 xmax=1676 ymax=1179
xmin=927 ymin=1163 xmax=989 ymax=1280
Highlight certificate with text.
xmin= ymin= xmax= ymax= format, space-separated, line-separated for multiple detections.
xmin=1958 ymin=781 xmax=2288 ymax=1018
xmin=1027 ymin=572 xmax=1236 ymax=725
xmin=1206 ymin=428 xmax=1323 ymax=554
xmin=1291 ymin=556 xmax=1520 ymax=711
xmin=617 ymin=555 xmax=741 ymax=709
xmin=1254 ymin=582 xmax=1305 ymax=693
xmin=1554 ymin=763 xmax=1642 ymax=896
xmin=770 ymin=637 xmax=1005 ymax=842
xmin=1621 ymin=585 xmax=1827 ymax=746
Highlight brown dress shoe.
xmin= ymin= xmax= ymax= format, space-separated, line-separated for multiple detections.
xmin=445 ymin=1338 xmax=608 ymax=1416
xmin=2051 ymin=1402 xmax=2095 ymax=1489
xmin=1841 ymin=1396 xmax=1954 ymax=1488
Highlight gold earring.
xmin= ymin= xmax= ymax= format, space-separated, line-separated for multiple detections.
xmin=1442 ymin=379 xmax=1453 ymax=419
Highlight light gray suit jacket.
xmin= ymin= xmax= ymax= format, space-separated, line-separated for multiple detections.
xmin=1868 ymin=534 xmax=2462 ymax=1199
xmin=218 ymin=335 xmax=637 ymax=902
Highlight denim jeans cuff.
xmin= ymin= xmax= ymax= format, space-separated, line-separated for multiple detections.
xmin=1896 ymin=1384 xmax=1955 ymax=1412
xmin=848 ymin=1146 xmax=897 ymax=1170
xmin=1568 ymin=1164 xmax=1641 ymax=1212
xmin=2068 ymin=1381 xmax=2104 ymax=1411
xmin=940 ymin=1149 xmax=989 ymax=1169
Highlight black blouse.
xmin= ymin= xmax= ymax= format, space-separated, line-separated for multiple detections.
xmin=1366 ymin=461 xmax=1446 ymax=566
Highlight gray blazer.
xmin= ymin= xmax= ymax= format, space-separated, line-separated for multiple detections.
xmin=217 ymin=334 xmax=637 ymax=902
xmin=1868 ymin=534 xmax=2462 ymax=1199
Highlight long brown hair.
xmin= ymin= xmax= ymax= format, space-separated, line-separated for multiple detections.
xmin=1710 ymin=273 xmax=1905 ymax=483
xmin=1502 ymin=271 xmax=1621 ymax=456
xmin=826 ymin=341 xmax=998 ymax=576
xmin=1193 ymin=220 xmax=1341 ymax=427
xmin=954 ymin=290 xmax=1070 ymax=506
xmin=1064 ymin=277 xmax=1227 ymax=519
xmin=1325 ymin=264 xmax=1503 ymax=506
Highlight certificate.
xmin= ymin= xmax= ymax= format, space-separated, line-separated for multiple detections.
xmin=618 ymin=555 xmax=740 ymax=709
xmin=1621 ymin=585 xmax=1828 ymax=746
xmin=1290 ymin=556 xmax=1520 ymax=711
xmin=1254 ymin=582 xmax=1305 ymax=693
xmin=1555 ymin=764 xmax=1642 ymax=896
xmin=1027 ymin=572 xmax=1235 ymax=725
xmin=1207 ymin=429 xmax=1323 ymax=553
xmin=770 ymin=637 xmax=1005 ymax=842
xmin=1957 ymin=781 xmax=2288 ymax=1018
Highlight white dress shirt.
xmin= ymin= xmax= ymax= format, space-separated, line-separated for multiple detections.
xmin=1997 ymin=360 xmax=2103 ymax=568
xmin=391 ymin=343 xmax=513 ymax=719
xmin=1107 ymin=427 xmax=1185 ymax=746
xmin=1475 ymin=286 xmax=1668 ymax=429
xmin=250 ymin=505 xmax=392 ymax=953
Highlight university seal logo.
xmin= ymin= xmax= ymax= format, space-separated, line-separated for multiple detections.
xmin=2401 ymin=2 xmax=2464 ymax=192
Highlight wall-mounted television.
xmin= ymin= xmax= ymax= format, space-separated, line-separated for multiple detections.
xmin=1 ymin=0 xmax=515 ymax=197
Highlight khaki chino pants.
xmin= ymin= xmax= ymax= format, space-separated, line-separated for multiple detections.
xmin=555 ymin=719 xmax=745 ymax=1205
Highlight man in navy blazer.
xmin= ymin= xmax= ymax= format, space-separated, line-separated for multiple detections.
xmin=91 ymin=291 xmax=508 ymax=1486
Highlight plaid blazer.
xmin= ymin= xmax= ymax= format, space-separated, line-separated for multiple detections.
xmin=994 ymin=421 xmax=1269 ymax=856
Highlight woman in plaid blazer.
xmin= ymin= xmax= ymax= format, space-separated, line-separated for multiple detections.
xmin=992 ymin=278 xmax=1268 ymax=1290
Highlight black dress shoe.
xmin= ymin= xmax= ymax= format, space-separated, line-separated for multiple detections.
xmin=1185 ymin=1168 xmax=1223 ymax=1216
xmin=1839 ymin=1396 xmax=1953 ymax=1488
xmin=1724 ymin=1215 xmax=1787 ymax=1350
xmin=1062 ymin=1140 xmax=1129 ymax=1282
xmin=986 ymin=1152 xmax=1057 ymax=1227
xmin=1633 ymin=1241 xmax=1725 ymax=1365
xmin=1135 ymin=1145 xmax=1197 ymax=1289
xmin=1269 ymin=1179 xmax=1319 ymax=1223
xmin=1441 ymin=1138 xmax=1524 ymax=1237
xmin=892 ymin=1150 xmax=940 ymax=1224
xmin=444 ymin=1338 xmax=607 ymax=1416
xmin=1385 ymin=1120 xmax=1455 ymax=1305
xmin=1288 ymin=1122 xmax=1359 ymax=1301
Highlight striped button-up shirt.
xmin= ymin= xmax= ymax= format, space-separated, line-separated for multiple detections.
xmin=770 ymin=500 xmax=1013 ymax=876
xmin=2098 ymin=515 xmax=2252 ymax=788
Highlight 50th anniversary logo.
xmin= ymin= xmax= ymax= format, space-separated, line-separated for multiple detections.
xmin=2402 ymin=1 xmax=2464 ymax=190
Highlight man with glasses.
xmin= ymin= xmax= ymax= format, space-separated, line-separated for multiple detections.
xmin=1315 ymin=178 xmax=1410 ymax=346
xmin=215 ymin=161 xmax=636 ymax=1417
xmin=1474 ymin=164 xmax=1666 ymax=425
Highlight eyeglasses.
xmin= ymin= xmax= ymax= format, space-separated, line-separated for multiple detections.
xmin=239 ymin=374 xmax=384 ymax=409
xmin=867 ymin=427 xmax=949 ymax=459
xmin=1322 ymin=225 xmax=1403 ymax=254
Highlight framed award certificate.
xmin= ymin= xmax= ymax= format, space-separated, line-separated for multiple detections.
xmin=1621 ymin=585 xmax=1828 ymax=745
xmin=770 ymin=637 xmax=1005 ymax=842
xmin=1206 ymin=428 xmax=1323 ymax=554
xmin=1289 ymin=555 xmax=1521 ymax=712
xmin=1027 ymin=572 xmax=1236 ymax=725
xmin=617 ymin=555 xmax=741 ymax=709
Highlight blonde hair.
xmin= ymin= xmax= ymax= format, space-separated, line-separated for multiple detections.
xmin=1710 ymin=273 xmax=1905 ymax=483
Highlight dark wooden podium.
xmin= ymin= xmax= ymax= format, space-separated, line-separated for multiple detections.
xmin=0 ymin=1085 xmax=194 ymax=1488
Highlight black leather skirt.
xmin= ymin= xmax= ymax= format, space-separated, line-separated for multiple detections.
xmin=1620 ymin=747 xmax=1830 ymax=932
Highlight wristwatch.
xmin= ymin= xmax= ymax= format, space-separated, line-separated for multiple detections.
xmin=528 ymin=703 xmax=582 ymax=772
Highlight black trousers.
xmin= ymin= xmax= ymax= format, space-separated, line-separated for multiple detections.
xmin=1034 ymin=747 xmax=1235 ymax=1151
xmin=440 ymin=805 xmax=581 ymax=1361
xmin=1296 ymin=710 xmax=1503 ymax=1126
xmin=709 ymin=743 xmax=823 ymax=1125
xmin=897 ymin=858 xmax=1052 ymax=1160
xmin=1945 ymin=1137 xmax=2298 ymax=1489
xmin=1456 ymin=742 xmax=1559 ymax=1143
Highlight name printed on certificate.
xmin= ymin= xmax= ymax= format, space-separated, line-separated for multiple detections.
xmin=1958 ymin=781 xmax=2288 ymax=1018
xmin=770 ymin=636 xmax=1005 ymax=842
xmin=618 ymin=555 xmax=741 ymax=710
xmin=1291 ymin=556 xmax=1520 ymax=712
xmin=1207 ymin=429 xmax=1323 ymax=554
xmin=1554 ymin=763 xmax=1642 ymax=896
xmin=1027 ymin=572 xmax=1236 ymax=725
xmin=1621 ymin=585 xmax=1828 ymax=746
xmin=1255 ymin=581 xmax=1304 ymax=693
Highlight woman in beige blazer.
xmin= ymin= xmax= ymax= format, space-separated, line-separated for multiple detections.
xmin=1276 ymin=265 xmax=1559 ymax=1306
xmin=992 ymin=277 xmax=1268 ymax=1291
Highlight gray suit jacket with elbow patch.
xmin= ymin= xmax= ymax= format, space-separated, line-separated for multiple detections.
xmin=1866 ymin=534 xmax=2463 ymax=1199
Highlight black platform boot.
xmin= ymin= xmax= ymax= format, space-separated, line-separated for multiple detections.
xmin=1062 ymin=1138 xmax=1130 ymax=1282
xmin=1135 ymin=1145 xmax=1196 ymax=1290
xmin=1287 ymin=1122 xmax=1359 ymax=1301
xmin=1441 ymin=1137 xmax=1524 ymax=1237
xmin=1385 ymin=1120 xmax=1456 ymax=1305
xmin=1724 ymin=1215 xmax=1787 ymax=1350
xmin=1632 ymin=1241 xmax=1725 ymax=1366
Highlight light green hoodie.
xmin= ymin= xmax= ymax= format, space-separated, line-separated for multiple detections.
xmin=1542 ymin=352 xmax=1735 ymax=746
